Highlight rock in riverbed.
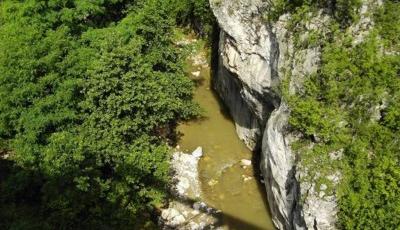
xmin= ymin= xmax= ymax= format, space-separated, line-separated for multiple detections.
xmin=192 ymin=71 xmax=201 ymax=77
xmin=240 ymin=159 xmax=252 ymax=166
xmin=192 ymin=147 xmax=203 ymax=158
xmin=160 ymin=147 xmax=221 ymax=230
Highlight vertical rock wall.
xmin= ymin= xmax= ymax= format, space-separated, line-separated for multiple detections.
xmin=209 ymin=0 xmax=378 ymax=229
xmin=210 ymin=2 xmax=308 ymax=228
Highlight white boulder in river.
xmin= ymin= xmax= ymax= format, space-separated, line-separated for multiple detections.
xmin=171 ymin=147 xmax=202 ymax=198
xmin=240 ymin=159 xmax=251 ymax=166
xmin=192 ymin=147 xmax=203 ymax=158
xmin=160 ymin=147 xmax=220 ymax=229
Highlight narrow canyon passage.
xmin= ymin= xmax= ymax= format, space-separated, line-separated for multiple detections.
xmin=177 ymin=50 xmax=275 ymax=230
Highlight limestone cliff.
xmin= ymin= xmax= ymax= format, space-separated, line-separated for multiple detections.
xmin=209 ymin=0 xmax=379 ymax=229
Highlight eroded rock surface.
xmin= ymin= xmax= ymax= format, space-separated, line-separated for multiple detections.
xmin=209 ymin=0 xmax=380 ymax=229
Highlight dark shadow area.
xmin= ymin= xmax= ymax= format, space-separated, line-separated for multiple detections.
xmin=192 ymin=76 xmax=206 ymax=88
xmin=210 ymin=82 xmax=240 ymax=123
xmin=164 ymin=185 xmax=273 ymax=230
xmin=286 ymin=165 xmax=306 ymax=229
xmin=207 ymin=24 xmax=241 ymax=124
xmin=0 ymin=155 xmax=274 ymax=230
xmin=250 ymin=148 xmax=275 ymax=228
xmin=156 ymin=121 xmax=184 ymax=147
xmin=0 ymin=158 xmax=165 ymax=229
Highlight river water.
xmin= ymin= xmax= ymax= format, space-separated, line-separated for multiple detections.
xmin=177 ymin=49 xmax=275 ymax=230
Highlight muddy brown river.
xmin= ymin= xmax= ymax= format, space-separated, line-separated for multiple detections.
xmin=177 ymin=49 xmax=275 ymax=230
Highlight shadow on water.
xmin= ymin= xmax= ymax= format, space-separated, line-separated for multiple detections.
xmin=193 ymin=77 xmax=206 ymax=88
xmin=208 ymin=24 xmax=233 ymax=123
xmin=173 ymin=193 xmax=270 ymax=230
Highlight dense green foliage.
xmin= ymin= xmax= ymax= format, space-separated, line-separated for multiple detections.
xmin=266 ymin=0 xmax=362 ymax=26
xmin=0 ymin=0 xmax=213 ymax=229
xmin=284 ymin=1 xmax=400 ymax=229
xmin=175 ymin=0 xmax=216 ymax=37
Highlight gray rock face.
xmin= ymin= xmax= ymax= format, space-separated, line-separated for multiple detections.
xmin=210 ymin=0 xmax=380 ymax=229
xmin=210 ymin=0 xmax=315 ymax=228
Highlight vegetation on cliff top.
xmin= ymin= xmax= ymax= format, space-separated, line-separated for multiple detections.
xmin=0 ymin=0 xmax=214 ymax=229
xmin=266 ymin=0 xmax=362 ymax=27
xmin=280 ymin=1 xmax=399 ymax=229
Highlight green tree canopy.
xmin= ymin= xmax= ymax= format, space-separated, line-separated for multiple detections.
xmin=0 ymin=0 xmax=213 ymax=229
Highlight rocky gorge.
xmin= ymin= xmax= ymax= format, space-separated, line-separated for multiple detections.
xmin=0 ymin=0 xmax=396 ymax=229
xmin=162 ymin=31 xmax=274 ymax=229
xmin=209 ymin=0 xmax=382 ymax=229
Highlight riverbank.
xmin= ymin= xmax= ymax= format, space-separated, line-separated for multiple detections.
xmin=172 ymin=31 xmax=274 ymax=230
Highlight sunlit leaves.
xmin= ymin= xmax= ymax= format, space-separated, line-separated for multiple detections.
xmin=286 ymin=1 xmax=400 ymax=229
xmin=0 ymin=0 xmax=208 ymax=228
